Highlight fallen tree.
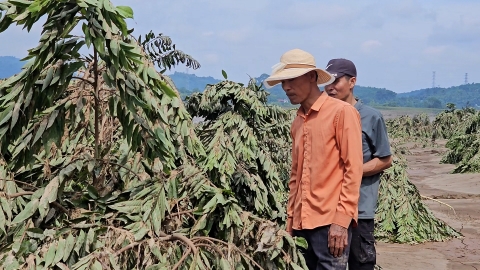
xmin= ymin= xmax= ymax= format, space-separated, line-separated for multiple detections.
xmin=376 ymin=143 xmax=461 ymax=243
xmin=0 ymin=1 xmax=306 ymax=269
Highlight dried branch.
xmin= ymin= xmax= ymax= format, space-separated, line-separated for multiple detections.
xmin=192 ymin=236 xmax=264 ymax=270
xmin=167 ymin=209 xmax=193 ymax=218
xmin=421 ymin=195 xmax=457 ymax=215
xmin=114 ymin=233 xmax=198 ymax=256
xmin=0 ymin=178 xmax=38 ymax=189
xmin=72 ymin=76 xmax=95 ymax=88
xmin=2 ymin=191 xmax=34 ymax=198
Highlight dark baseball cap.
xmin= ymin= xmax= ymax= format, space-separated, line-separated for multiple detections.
xmin=325 ymin=58 xmax=357 ymax=78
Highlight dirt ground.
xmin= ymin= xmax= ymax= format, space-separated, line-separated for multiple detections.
xmin=376 ymin=141 xmax=480 ymax=270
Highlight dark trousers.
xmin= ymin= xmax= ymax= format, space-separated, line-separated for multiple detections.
xmin=293 ymin=225 xmax=352 ymax=270
xmin=348 ymin=219 xmax=376 ymax=270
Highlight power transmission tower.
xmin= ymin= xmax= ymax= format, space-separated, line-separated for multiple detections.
xmin=465 ymin=73 xmax=468 ymax=84
xmin=432 ymin=71 xmax=436 ymax=88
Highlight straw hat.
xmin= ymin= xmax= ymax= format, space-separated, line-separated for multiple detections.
xmin=263 ymin=49 xmax=334 ymax=88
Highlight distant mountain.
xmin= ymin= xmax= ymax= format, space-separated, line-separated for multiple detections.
xmin=0 ymin=56 xmax=24 ymax=79
xmin=252 ymin=73 xmax=479 ymax=109
xmin=396 ymin=84 xmax=480 ymax=108
xmin=1 ymin=57 xmax=479 ymax=109
xmin=168 ymin=71 xmax=220 ymax=92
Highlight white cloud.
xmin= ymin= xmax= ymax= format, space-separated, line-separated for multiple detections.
xmin=2 ymin=0 xmax=480 ymax=92
xmin=361 ymin=40 xmax=382 ymax=53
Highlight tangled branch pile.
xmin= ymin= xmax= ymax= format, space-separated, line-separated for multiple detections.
xmin=376 ymin=143 xmax=461 ymax=243
xmin=0 ymin=1 xmax=306 ymax=269
xmin=439 ymin=108 xmax=480 ymax=173
xmin=385 ymin=114 xmax=433 ymax=145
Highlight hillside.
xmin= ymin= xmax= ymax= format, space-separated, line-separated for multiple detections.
xmin=168 ymin=71 xmax=220 ymax=92
xmin=1 ymin=57 xmax=479 ymax=109
xmin=0 ymin=56 xmax=24 ymax=79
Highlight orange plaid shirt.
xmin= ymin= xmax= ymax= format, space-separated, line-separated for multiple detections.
xmin=287 ymin=92 xmax=363 ymax=232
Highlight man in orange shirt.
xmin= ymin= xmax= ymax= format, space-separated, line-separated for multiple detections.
xmin=264 ymin=49 xmax=363 ymax=270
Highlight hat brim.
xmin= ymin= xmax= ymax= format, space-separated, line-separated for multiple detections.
xmin=263 ymin=68 xmax=334 ymax=89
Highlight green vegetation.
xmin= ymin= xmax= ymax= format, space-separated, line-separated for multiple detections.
xmin=384 ymin=105 xmax=480 ymax=174
xmin=0 ymin=0 xmax=475 ymax=269
xmin=0 ymin=1 xmax=305 ymax=269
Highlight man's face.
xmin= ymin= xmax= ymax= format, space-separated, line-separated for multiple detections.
xmin=324 ymin=76 xmax=355 ymax=102
xmin=281 ymin=73 xmax=314 ymax=105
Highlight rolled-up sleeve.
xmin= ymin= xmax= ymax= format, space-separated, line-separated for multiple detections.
xmin=333 ymin=105 xmax=363 ymax=228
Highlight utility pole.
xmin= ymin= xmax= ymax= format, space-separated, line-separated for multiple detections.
xmin=432 ymin=71 xmax=436 ymax=88
xmin=465 ymin=73 xmax=468 ymax=84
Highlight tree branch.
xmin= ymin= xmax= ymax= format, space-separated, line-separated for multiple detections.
xmin=72 ymin=76 xmax=95 ymax=88
xmin=93 ymin=47 xmax=100 ymax=188
xmin=167 ymin=209 xmax=193 ymax=218
xmin=0 ymin=178 xmax=37 ymax=189
xmin=192 ymin=236 xmax=264 ymax=270
xmin=115 ymin=233 xmax=198 ymax=256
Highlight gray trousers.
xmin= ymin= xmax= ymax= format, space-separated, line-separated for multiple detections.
xmin=293 ymin=225 xmax=352 ymax=270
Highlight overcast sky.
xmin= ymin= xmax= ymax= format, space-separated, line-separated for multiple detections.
xmin=1 ymin=0 xmax=479 ymax=92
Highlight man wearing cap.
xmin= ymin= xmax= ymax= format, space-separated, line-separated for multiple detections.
xmin=325 ymin=59 xmax=392 ymax=270
xmin=264 ymin=49 xmax=363 ymax=270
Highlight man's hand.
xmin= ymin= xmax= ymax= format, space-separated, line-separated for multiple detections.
xmin=328 ymin=224 xmax=348 ymax=257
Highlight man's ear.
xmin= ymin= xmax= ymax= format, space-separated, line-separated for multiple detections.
xmin=349 ymin=77 xmax=357 ymax=88
xmin=309 ymin=71 xmax=318 ymax=83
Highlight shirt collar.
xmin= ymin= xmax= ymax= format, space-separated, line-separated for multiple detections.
xmin=296 ymin=92 xmax=328 ymax=118
xmin=354 ymin=98 xmax=363 ymax=110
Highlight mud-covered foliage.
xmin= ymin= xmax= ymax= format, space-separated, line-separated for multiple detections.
xmin=0 ymin=1 xmax=307 ymax=269
xmin=376 ymin=144 xmax=461 ymax=243
xmin=440 ymin=109 xmax=480 ymax=173
xmin=385 ymin=113 xmax=433 ymax=145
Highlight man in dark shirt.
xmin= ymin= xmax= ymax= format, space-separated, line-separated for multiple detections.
xmin=324 ymin=58 xmax=393 ymax=270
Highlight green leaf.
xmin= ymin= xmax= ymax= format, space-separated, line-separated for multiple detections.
xmin=110 ymin=39 xmax=120 ymax=57
xmin=85 ymin=228 xmax=96 ymax=252
xmin=116 ymin=6 xmax=134 ymax=18
xmin=42 ymin=67 xmax=54 ymax=91
xmin=63 ymin=233 xmax=76 ymax=261
xmin=290 ymin=262 xmax=304 ymax=270
xmin=54 ymin=238 xmax=66 ymax=264
xmin=222 ymin=70 xmax=228 ymax=80
xmin=0 ymin=208 xmax=6 ymax=235
xmin=190 ymin=214 xmax=207 ymax=235
xmin=74 ymin=230 xmax=86 ymax=255
xmin=219 ymin=258 xmax=231 ymax=269
xmin=93 ymin=36 xmax=106 ymax=56
xmin=33 ymin=117 xmax=48 ymax=144
xmin=12 ymin=198 xmax=39 ymax=224
xmin=39 ymin=177 xmax=59 ymax=219
xmin=44 ymin=242 xmax=57 ymax=267
xmin=0 ymin=197 xmax=12 ymax=221
xmin=294 ymin=236 xmax=308 ymax=249
xmin=10 ymin=102 xmax=20 ymax=131
xmin=26 ymin=228 xmax=45 ymax=240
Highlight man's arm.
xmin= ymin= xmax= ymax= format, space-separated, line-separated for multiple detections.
xmin=363 ymin=112 xmax=392 ymax=177
xmin=286 ymin=131 xmax=298 ymax=235
xmin=363 ymin=156 xmax=392 ymax=177
xmin=329 ymin=105 xmax=363 ymax=257
xmin=333 ymin=105 xmax=363 ymax=228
